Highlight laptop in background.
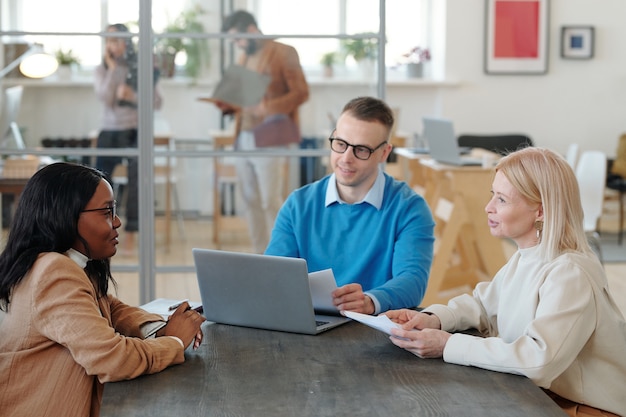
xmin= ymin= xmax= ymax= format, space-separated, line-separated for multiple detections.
xmin=192 ymin=248 xmax=350 ymax=335
xmin=422 ymin=117 xmax=482 ymax=166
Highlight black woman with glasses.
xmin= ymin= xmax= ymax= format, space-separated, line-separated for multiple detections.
xmin=266 ymin=96 xmax=435 ymax=315
xmin=0 ymin=162 xmax=204 ymax=417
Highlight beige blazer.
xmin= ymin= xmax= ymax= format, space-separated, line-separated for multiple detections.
xmin=0 ymin=252 xmax=185 ymax=417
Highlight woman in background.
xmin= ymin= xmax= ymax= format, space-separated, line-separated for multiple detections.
xmin=385 ymin=147 xmax=626 ymax=417
xmin=94 ymin=23 xmax=162 ymax=253
xmin=0 ymin=162 xmax=204 ymax=417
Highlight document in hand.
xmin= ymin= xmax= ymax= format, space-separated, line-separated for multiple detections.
xmin=209 ymin=65 xmax=270 ymax=108
xmin=343 ymin=311 xmax=404 ymax=337
xmin=309 ymin=269 xmax=339 ymax=315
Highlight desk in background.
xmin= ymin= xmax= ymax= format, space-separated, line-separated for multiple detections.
xmin=393 ymin=148 xmax=507 ymax=305
xmin=101 ymin=322 xmax=564 ymax=417
xmin=0 ymin=157 xmax=40 ymax=228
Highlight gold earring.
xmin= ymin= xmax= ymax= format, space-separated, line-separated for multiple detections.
xmin=535 ymin=220 xmax=543 ymax=240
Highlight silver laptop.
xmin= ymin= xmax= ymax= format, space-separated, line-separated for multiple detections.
xmin=422 ymin=117 xmax=482 ymax=166
xmin=192 ymin=248 xmax=350 ymax=335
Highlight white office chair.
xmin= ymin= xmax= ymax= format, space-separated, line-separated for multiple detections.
xmin=565 ymin=143 xmax=579 ymax=170
xmin=575 ymin=150 xmax=607 ymax=263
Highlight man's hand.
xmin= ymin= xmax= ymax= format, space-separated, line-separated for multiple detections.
xmin=212 ymin=99 xmax=239 ymax=116
xmin=332 ymin=283 xmax=375 ymax=315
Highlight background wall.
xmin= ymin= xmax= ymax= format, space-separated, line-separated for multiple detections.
xmin=440 ymin=0 xmax=626 ymax=156
xmin=10 ymin=0 xmax=626 ymax=165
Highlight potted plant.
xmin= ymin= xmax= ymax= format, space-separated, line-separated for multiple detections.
xmin=54 ymin=48 xmax=80 ymax=80
xmin=402 ymin=46 xmax=431 ymax=78
xmin=320 ymin=51 xmax=337 ymax=78
xmin=341 ymin=33 xmax=378 ymax=64
xmin=155 ymin=4 xmax=210 ymax=79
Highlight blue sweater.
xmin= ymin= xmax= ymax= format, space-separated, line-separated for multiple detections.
xmin=265 ymin=173 xmax=435 ymax=312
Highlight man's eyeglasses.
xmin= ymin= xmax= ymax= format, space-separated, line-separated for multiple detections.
xmin=328 ymin=134 xmax=388 ymax=161
xmin=81 ymin=201 xmax=117 ymax=221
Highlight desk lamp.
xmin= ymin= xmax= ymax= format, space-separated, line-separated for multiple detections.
xmin=0 ymin=43 xmax=58 ymax=79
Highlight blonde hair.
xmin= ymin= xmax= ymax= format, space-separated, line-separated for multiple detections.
xmin=495 ymin=147 xmax=592 ymax=261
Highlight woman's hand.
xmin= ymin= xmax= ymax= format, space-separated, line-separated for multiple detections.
xmin=389 ymin=328 xmax=452 ymax=359
xmin=384 ymin=309 xmax=441 ymax=330
xmin=157 ymin=302 xmax=205 ymax=350
xmin=116 ymin=84 xmax=136 ymax=103
xmin=383 ymin=309 xmax=449 ymax=358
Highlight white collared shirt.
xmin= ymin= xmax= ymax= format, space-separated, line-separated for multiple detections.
xmin=325 ymin=167 xmax=386 ymax=209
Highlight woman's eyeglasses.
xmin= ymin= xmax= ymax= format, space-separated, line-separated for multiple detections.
xmin=328 ymin=135 xmax=387 ymax=161
xmin=81 ymin=201 xmax=117 ymax=221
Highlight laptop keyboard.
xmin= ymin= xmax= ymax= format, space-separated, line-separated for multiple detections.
xmin=316 ymin=320 xmax=329 ymax=327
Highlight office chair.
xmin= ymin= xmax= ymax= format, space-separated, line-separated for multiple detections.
xmin=457 ymin=134 xmax=533 ymax=156
xmin=565 ymin=143 xmax=580 ymax=170
xmin=576 ymin=150 xmax=607 ymax=263
xmin=606 ymin=134 xmax=626 ymax=244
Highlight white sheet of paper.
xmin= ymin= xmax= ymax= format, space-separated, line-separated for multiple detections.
xmin=308 ymin=269 xmax=339 ymax=314
xmin=140 ymin=298 xmax=202 ymax=319
xmin=343 ymin=311 xmax=403 ymax=336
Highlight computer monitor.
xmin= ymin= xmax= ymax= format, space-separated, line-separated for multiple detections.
xmin=0 ymin=85 xmax=26 ymax=150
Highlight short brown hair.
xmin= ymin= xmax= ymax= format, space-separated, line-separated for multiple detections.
xmin=341 ymin=96 xmax=394 ymax=133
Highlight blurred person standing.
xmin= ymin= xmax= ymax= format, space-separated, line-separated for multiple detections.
xmin=216 ymin=10 xmax=309 ymax=253
xmin=94 ymin=23 xmax=162 ymax=253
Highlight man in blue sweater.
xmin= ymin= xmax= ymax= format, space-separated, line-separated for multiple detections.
xmin=265 ymin=96 xmax=435 ymax=314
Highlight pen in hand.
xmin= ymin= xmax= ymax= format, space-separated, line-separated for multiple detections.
xmin=168 ymin=300 xmax=189 ymax=311
xmin=168 ymin=300 xmax=203 ymax=313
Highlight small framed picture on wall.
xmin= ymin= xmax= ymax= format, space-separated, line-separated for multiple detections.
xmin=561 ymin=26 xmax=594 ymax=59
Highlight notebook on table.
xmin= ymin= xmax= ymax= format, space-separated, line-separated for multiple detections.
xmin=422 ymin=117 xmax=483 ymax=166
xmin=192 ymin=248 xmax=350 ymax=335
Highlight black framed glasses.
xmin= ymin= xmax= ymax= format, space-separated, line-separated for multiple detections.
xmin=81 ymin=201 xmax=117 ymax=221
xmin=328 ymin=135 xmax=388 ymax=161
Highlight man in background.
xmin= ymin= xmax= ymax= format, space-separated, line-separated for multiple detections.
xmin=216 ymin=10 xmax=309 ymax=253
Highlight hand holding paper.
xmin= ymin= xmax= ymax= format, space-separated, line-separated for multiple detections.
xmin=343 ymin=311 xmax=404 ymax=337
xmin=309 ymin=269 xmax=339 ymax=314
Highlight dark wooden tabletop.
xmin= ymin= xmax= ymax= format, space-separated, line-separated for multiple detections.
xmin=0 ymin=177 xmax=29 ymax=195
xmin=101 ymin=321 xmax=565 ymax=417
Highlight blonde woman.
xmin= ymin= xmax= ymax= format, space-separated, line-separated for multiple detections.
xmin=385 ymin=147 xmax=626 ymax=417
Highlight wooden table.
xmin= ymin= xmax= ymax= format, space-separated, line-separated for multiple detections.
xmin=0 ymin=177 xmax=29 ymax=196
xmin=101 ymin=322 xmax=564 ymax=417
xmin=0 ymin=177 xmax=31 ymax=228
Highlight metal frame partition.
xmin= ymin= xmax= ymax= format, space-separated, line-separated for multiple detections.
xmin=0 ymin=0 xmax=388 ymax=304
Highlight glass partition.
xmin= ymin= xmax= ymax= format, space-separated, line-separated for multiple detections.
xmin=0 ymin=0 xmax=430 ymax=304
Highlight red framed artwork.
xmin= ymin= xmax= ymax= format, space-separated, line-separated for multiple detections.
xmin=484 ymin=0 xmax=550 ymax=74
